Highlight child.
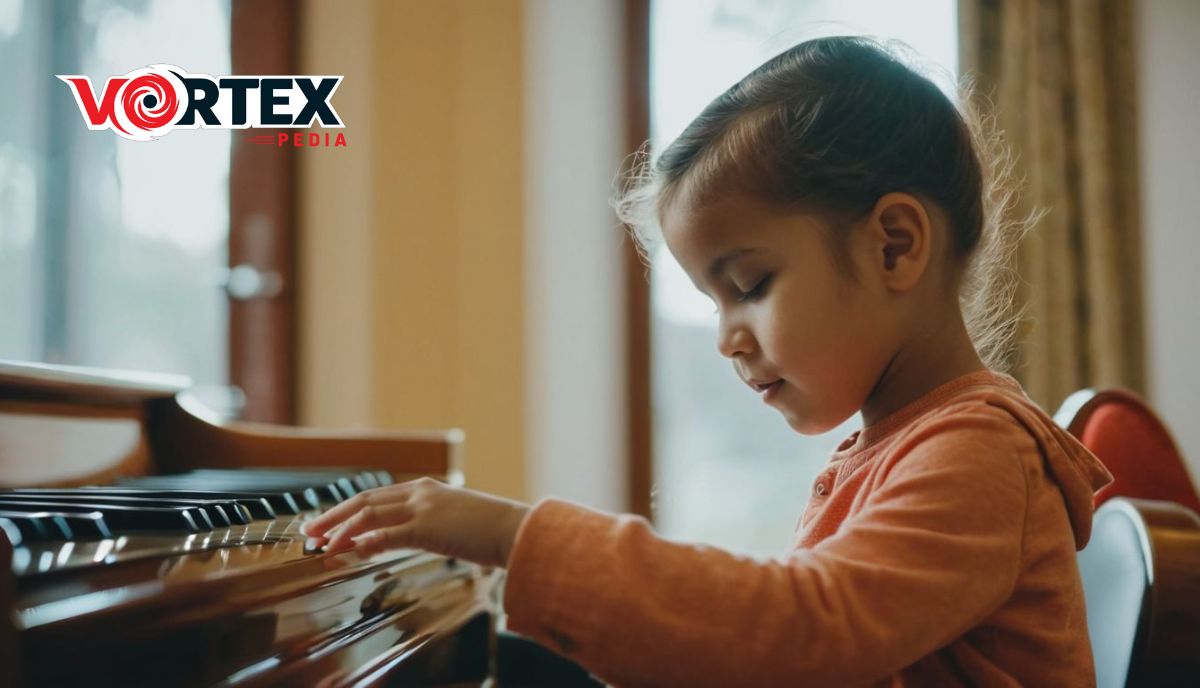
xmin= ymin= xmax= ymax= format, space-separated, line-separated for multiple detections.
xmin=302 ymin=36 xmax=1114 ymax=687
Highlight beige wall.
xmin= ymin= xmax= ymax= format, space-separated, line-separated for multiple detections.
xmin=1135 ymin=0 xmax=1200 ymax=476
xmin=298 ymin=0 xmax=526 ymax=501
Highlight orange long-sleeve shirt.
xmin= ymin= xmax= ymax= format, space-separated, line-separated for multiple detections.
xmin=502 ymin=369 xmax=1114 ymax=687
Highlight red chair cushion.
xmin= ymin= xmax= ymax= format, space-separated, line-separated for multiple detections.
xmin=1081 ymin=402 xmax=1200 ymax=515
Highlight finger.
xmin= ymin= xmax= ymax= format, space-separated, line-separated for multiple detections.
xmin=300 ymin=491 xmax=378 ymax=537
xmin=301 ymin=484 xmax=406 ymax=536
xmin=312 ymin=514 xmax=379 ymax=553
xmin=324 ymin=502 xmax=411 ymax=552
xmin=352 ymin=524 xmax=413 ymax=559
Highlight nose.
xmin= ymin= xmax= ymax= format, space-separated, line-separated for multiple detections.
xmin=716 ymin=313 xmax=755 ymax=359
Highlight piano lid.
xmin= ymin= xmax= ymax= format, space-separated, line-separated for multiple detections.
xmin=0 ymin=359 xmax=188 ymax=405
xmin=0 ymin=360 xmax=464 ymax=497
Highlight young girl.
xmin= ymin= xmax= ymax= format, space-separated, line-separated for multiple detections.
xmin=302 ymin=36 xmax=1114 ymax=686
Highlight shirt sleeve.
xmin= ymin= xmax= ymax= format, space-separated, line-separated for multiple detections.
xmin=501 ymin=408 xmax=1030 ymax=687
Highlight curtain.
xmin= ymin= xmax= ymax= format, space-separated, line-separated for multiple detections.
xmin=958 ymin=0 xmax=1145 ymax=411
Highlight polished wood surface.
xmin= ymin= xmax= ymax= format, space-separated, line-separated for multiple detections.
xmin=622 ymin=0 xmax=652 ymax=520
xmin=0 ymin=401 xmax=152 ymax=487
xmin=0 ymin=360 xmax=495 ymax=687
xmin=149 ymin=392 xmax=465 ymax=483
xmin=16 ymin=528 xmax=498 ymax=686
xmin=1091 ymin=498 xmax=1200 ymax=686
xmin=0 ymin=361 xmax=464 ymax=488
xmin=229 ymin=0 xmax=298 ymax=425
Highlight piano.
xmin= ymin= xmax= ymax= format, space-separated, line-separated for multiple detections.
xmin=0 ymin=360 xmax=501 ymax=687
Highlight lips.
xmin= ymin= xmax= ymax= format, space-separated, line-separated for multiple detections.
xmin=747 ymin=378 xmax=782 ymax=393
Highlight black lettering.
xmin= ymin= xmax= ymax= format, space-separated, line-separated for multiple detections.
xmin=218 ymin=77 xmax=257 ymax=125
xmin=294 ymin=77 xmax=341 ymax=126
xmin=259 ymin=78 xmax=292 ymax=126
xmin=177 ymin=76 xmax=219 ymax=126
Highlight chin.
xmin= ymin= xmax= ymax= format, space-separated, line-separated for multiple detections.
xmin=783 ymin=406 xmax=854 ymax=436
xmin=783 ymin=414 xmax=829 ymax=436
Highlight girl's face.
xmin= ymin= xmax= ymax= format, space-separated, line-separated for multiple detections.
xmin=661 ymin=191 xmax=898 ymax=435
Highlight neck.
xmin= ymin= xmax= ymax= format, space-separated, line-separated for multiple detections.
xmin=859 ymin=306 xmax=987 ymax=429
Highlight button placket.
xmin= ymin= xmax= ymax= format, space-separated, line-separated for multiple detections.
xmin=812 ymin=464 xmax=838 ymax=498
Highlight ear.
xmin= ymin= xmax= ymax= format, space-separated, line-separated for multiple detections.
xmin=865 ymin=192 xmax=932 ymax=293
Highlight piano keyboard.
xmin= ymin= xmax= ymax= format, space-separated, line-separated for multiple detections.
xmin=2 ymin=468 xmax=397 ymax=577
xmin=1 ymin=362 xmax=497 ymax=687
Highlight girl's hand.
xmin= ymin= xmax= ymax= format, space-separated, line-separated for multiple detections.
xmin=298 ymin=477 xmax=530 ymax=568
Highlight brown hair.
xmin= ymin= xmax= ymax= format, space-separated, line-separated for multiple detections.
xmin=614 ymin=35 xmax=1035 ymax=371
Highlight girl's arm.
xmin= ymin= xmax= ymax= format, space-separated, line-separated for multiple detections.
xmin=301 ymin=407 xmax=1031 ymax=686
xmin=502 ymin=408 xmax=1030 ymax=687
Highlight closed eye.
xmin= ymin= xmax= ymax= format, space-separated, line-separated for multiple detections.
xmin=736 ymin=276 xmax=770 ymax=302
xmin=711 ymin=275 xmax=772 ymax=313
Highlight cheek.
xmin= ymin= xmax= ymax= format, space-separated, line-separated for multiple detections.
xmin=760 ymin=285 xmax=879 ymax=428
xmin=760 ymin=279 xmax=850 ymax=358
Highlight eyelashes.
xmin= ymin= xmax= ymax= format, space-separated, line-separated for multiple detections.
xmin=710 ymin=275 xmax=773 ymax=314
xmin=736 ymin=275 xmax=771 ymax=302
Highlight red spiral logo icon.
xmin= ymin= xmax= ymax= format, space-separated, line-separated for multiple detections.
xmin=122 ymin=73 xmax=179 ymax=132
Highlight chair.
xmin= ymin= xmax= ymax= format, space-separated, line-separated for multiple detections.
xmin=1057 ymin=389 xmax=1200 ymax=687
xmin=1075 ymin=498 xmax=1200 ymax=687
xmin=1055 ymin=388 xmax=1200 ymax=515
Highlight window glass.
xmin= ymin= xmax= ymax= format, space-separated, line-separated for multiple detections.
xmin=0 ymin=0 xmax=231 ymax=388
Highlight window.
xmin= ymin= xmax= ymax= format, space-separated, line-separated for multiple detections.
xmin=648 ymin=0 xmax=958 ymax=555
xmin=0 ymin=0 xmax=231 ymax=393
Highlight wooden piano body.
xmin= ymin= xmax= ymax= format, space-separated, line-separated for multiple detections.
xmin=0 ymin=360 xmax=501 ymax=687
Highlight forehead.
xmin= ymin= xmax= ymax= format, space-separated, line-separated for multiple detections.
xmin=660 ymin=190 xmax=821 ymax=268
xmin=661 ymin=191 xmax=761 ymax=254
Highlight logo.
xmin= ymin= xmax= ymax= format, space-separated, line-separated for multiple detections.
xmin=57 ymin=64 xmax=346 ymax=144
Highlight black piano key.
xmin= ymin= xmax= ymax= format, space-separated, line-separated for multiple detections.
xmin=0 ymin=495 xmax=219 ymax=530
xmin=316 ymin=484 xmax=344 ymax=505
xmin=352 ymin=471 xmax=378 ymax=490
xmin=190 ymin=508 xmax=215 ymax=530
xmin=177 ymin=469 xmax=373 ymax=501
xmin=129 ymin=493 xmax=271 ymax=519
xmin=23 ymin=488 xmax=272 ymax=521
xmin=333 ymin=477 xmax=357 ymax=497
xmin=13 ymin=511 xmax=111 ymax=539
xmin=0 ymin=510 xmax=109 ymax=542
xmin=129 ymin=478 xmax=333 ymax=508
xmin=298 ymin=487 xmax=324 ymax=509
xmin=58 ymin=511 xmax=112 ymax=539
xmin=48 ymin=514 xmax=73 ymax=539
xmin=113 ymin=479 xmax=305 ymax=515
xmin=0 ymin=510 xmax=74 ymax=541
xmin=0 ymin=516 xmax=24 ymax=547
xmin=0 ymin=511 xmax=52 ymax=541
xmin=0 ymin=492 xmax=248 ymax=527
xmin=7 ymin=511 xmax=110 ymax=539
xmin=0 ymin=500 xmax=205 ymax=533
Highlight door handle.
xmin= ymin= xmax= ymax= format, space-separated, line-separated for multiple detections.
xmin=219 ymin=264 xmax=284 ymax=300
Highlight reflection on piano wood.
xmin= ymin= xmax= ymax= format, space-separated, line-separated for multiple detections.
xmin=0 ymin=361 xmax=500 ymax=687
